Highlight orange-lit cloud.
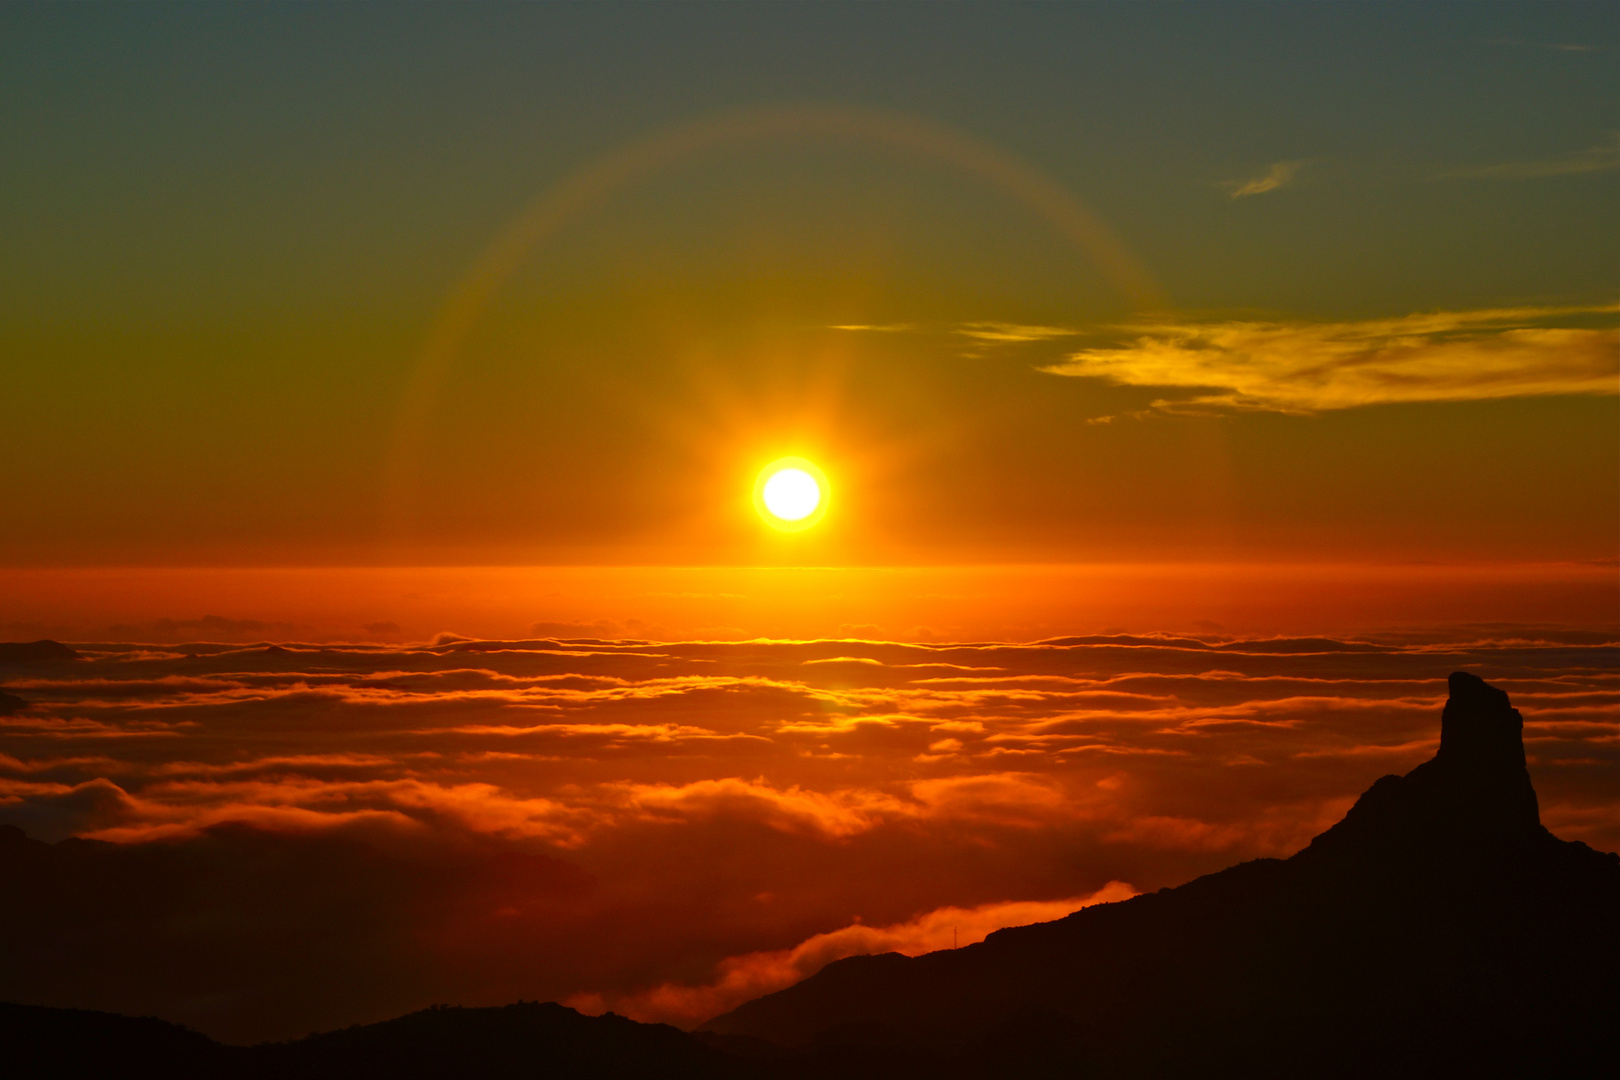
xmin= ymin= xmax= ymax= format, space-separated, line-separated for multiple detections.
xmin=954 ymin=322 xmax=1079 ymax=343
xmin=1040 ymin=305 xmax=1619 ymax=414
xmin=0 ymin=631 xmax=1613 ymax=1042
xmin=1228 ymin=160 xmax=1305 ymax=198
xmin=569 ymin=881 xmax=1138 ymax=1027
xmin=1440 ymin=132 xmax=1620 ymax=179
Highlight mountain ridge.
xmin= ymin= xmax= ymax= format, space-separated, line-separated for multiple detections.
xmin=700 ymin=672 xmax=1617 ymax=1076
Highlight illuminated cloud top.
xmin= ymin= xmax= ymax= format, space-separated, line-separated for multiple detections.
xmin=2 ymin=631 xmax=1613 ymax=1039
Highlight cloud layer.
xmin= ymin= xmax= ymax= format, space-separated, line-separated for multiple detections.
xmin=1040 ymin=305 xmax=1619 ymax=414
xmin=567 ymin=881 xmax=1138 ymax=1026
xmin=1228 ymin=160 xmax=1304 ymax=198
xmin=1 ymin=630 xmax=1614 ymax=1041
xmin=1441 ymin=133 xmax=1620 ymax=179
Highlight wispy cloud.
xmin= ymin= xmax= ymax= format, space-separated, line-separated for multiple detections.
xmin=1039 ymin=305 xmax=1619 ymax=414
xmin=1441 ymin=133 xmax=1620 ymax=180
xmin=1228 ymin=160 xmax=1305 ymax=199
xmin=1482 ymin=37 xmax=1603 ymax=54
xmin=833 ymin=322 xmax=1077 ymax=343
xmin=955 ymin=322 xmax=1079 ymax=343
xmin=569 ymin=881 xmax=1137 ymax=1027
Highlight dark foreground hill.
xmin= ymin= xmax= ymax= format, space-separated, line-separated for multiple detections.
xmin=4 ymin=672 xmax=1614 ymax=1078
xmin=705 ymin=671 xmax=1618 ymax=1077
xmin=0 ymin=1000 xmax=750 ymax=1080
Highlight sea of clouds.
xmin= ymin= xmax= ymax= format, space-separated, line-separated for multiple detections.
xmin=1 ymin=630 xmax=1614 ymax=1042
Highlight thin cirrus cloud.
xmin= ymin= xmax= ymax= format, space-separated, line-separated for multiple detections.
xmin=955 ymin=322 xmax=1080 ymax=343
xmin=1482 ymin=37 xmax=1605 ymax=54
xmin=1440 ymin=132 xmax=1620 ymax=180
xmin=1227 ymin=160 xmax=1305 ymax=198
xmin=1039 ymin=304 xmax=1620 ymax=415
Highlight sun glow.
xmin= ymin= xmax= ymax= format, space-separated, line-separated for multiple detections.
xmin=754 ymin=458 xmax=829 ymax=532
xmin=763 ymin=470 xmax=819 ymax=520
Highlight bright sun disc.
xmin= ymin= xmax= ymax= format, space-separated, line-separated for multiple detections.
xmin=753 ymin=458 xmax=829 ymax=532
xmin=762 ymin=469 xmax=820 ymax=520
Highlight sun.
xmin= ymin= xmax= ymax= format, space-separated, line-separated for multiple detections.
xmin=753 ymin=457 xmax=829 ymax=532
xmin=764 ymin=469 xmax=820 ymax=520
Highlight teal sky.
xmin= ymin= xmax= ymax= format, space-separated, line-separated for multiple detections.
xmin=2 ymin=2 xmax=1615 ymax=566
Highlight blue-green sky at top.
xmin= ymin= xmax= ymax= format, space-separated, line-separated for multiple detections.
xmin=2 ymin=2 xmax=1614 ymax=566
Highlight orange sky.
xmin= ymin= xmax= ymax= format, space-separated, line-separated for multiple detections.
xmin=0 ymin=563 xmax=1614 ymax=645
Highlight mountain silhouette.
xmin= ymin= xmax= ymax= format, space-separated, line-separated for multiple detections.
xmin=2 ymin=672 xmax=1612 ymax=1077
xmin=2 ymin=1001 xmax=240 ymax=1080
xmin=0 ymin=640 xmax=79 ymax=664
xmin=703 ymin=671 xmax=1617 ymax=1077
xmin=0 ymin=1000 xmax=749 ymax=1080
xmin=251 ymin=1001 xmax=751 ymax=1079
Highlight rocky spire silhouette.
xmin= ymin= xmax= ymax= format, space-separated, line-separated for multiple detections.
xmin=1302 ymin=671 xmax=1545 ymax=863
xmin=1435 ymin=669 xmax=1541 ymax=825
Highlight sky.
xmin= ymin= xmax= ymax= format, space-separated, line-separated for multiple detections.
xmin=0 ymin=0 xmax=1616 ymax=1046
xmin=1 ymin=1 xmax=1615 ymax=575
